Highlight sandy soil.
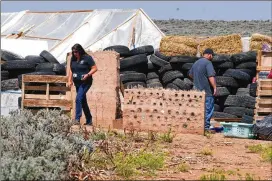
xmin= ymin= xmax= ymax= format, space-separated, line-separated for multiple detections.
xmin=72 ymin=125 xmax=272 ymax=180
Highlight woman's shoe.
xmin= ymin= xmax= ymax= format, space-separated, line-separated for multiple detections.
xmin=84 ymin=122 xmax=92 ymax=126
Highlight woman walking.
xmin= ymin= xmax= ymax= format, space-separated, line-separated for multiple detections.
xmin=68 ymin=43 xmax=97 ymax=125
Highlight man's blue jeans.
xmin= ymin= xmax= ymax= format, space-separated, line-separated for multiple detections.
xmin=205 ymin=96 xmax=214 ymax=130
xmin=75 ymin=83 xmax=92 ymax=124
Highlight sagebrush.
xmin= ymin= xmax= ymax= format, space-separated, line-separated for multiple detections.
xmin=1 ymin=109 xmax=93 ymax=180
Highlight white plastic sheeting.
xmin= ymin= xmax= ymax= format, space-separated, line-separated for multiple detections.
xmin=1 ymin=9 xmax=165 ymax=63
xmin=1 ymin=38 xmax=48 ymax=57
xmin=1 ymin=91 xmax=21 ymax=116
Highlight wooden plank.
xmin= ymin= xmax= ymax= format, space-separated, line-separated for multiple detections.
xmin=23 ymin=99 xmax=72 ymax=108
xmin=23 ymin=75 xmax=68 ymax=83
xmin=256 ymin=98 xmax=272 ymax=104
xmin=24 ymin=85 xmax=70 ymax=91
xmin=257 ymin=66 xmax=272 ymax=71
xmin=25 ymin=94 xmax=69 ymax=100
xmin=257 ymin=90 xmax=272 ymax=96
xmin=254 ymin=116 xmax=266 ymax=121
xmin=211 ymin=118 xmax=242 ymax=122
xmin=255 ymin=108 xmax=272 ymax=113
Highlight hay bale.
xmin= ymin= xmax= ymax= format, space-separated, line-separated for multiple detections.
xmin=159 ymin=36 xmax=198 ymax=56
xmin=251 ymin=33 xmax=272 ymax=42
xmin=199 ymin=34 xmax=242 ymax=55
xmin=250 ymin=33 xmax=272 ymax=51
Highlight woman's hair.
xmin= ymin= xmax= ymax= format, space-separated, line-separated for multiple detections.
xmin=71 ymin=43 xmax=87 ymax=61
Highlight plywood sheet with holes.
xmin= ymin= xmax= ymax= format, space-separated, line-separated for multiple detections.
xmin=66 ymin=51 xmax=120 ymax=128
xmin=123 ymin=88 xmax=205 ymax=135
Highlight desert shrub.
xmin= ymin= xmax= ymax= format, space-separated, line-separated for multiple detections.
xmin=1 ymin=109 xmax=93 ymax=180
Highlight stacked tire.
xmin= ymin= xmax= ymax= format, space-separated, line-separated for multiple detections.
xmin=211 ymin=51 xmax=257 ymax=123
xmin=1 ymin=49 xmax=65 ymax=109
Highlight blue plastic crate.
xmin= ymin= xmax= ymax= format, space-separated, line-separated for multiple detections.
xmin=220 ymin=122 xmax=254 ymax=139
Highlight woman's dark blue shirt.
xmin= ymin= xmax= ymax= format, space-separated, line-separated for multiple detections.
xmin=70 ymin=54 xmax=95 ymax=85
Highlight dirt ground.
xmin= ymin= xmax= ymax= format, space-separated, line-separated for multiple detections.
xmin=153 ymin=133 xmax=271 ymax=180
xmin=72 ymin=125 xmax=272 ymax=180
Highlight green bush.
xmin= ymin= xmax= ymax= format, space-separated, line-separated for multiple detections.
xmin=1 ymin=109 xmax=93 ymax=180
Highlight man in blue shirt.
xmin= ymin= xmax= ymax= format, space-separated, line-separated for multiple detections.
xmin=189 ymin=48 xmax=216 ymax=131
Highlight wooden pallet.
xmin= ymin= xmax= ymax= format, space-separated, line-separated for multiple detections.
xmin=256 ymin=51 xmax=272 ymax=80
xmin=254 ymin=79 xmax=272 ymax=121
xmin=21 ymin=75 xmax=73 ymax=114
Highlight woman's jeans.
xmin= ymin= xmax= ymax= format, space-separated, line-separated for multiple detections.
xmin=205 ymin=96 xmax=214 ymax=130
xmin=75 ymin=83 xmax=92 ymax=124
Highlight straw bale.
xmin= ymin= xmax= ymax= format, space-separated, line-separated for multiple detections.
xmin=251 ymin=33 xmax=272 ymax=43
xmin=159 ymin=36 xmax=198 ymax=56
xmin=160 ymin=41 xmax=197 ymax=56
xmin=161 ymin=36 xmax=199 ymax=48
xmin=199 ymin=34 xmax=242 ymax=55
xmin=250 ymin=33 xmax=272 ymax=51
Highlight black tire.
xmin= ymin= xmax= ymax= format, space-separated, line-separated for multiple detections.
xmin=155 ymin=51 xmax=171 ymax=61
xmin=184 ymin=78 xmax=193 ymax=87
xmin=147 ymin=82 xmax=163 ymax=88
xmin=18 ymin=97 xmax=22 ymax=109
xmin=245 ymin=108 xmax=254 ymax=117
xmin=0 ymin=49 xmax=24 ymax=61
xmin=158 ymin=63 xmax=173 ymax=75
xmin=237 ymin=69 xmax=255 ymax=77
xmin=146 ymin=78 xmax=160 ymax=84
xmin=241 ymin=114 xmax=254 ymax=124
xmin=120 ymin=54 xmax=148 ymax=70
xmin=181 ymin=63 xmax=193 ymax=71
xmin=249 ymin=83 xmax=257 ymax=97
xmin=150 ymin=54 xmax=169 ymax=67
xmin=120 ymin=63 xmax=148 ymax=73
xmin=120 ymin=73 xmax=146 ymax=83
xmin=215 ymin=96 xmax=228 ymax=110
xmin=235 ymin=62 xmax=256 ymax=69
xmin=214 ymin=62 xmax=234 ymax=69
xmin=2 ymin=60 xmax=36 ymax=70
xmin=103 ymin=45 xmax=130 ymax=57
xmin=223 ymin=69 xmax=251 ymax=81
xmin=224 ymin=95 xmax=256 ymax=109
xmin=35 ymin=63 xmax=66 ymax=75
xmin=216 ymin=76 xmax=239 ymax=87
xmin=212 ymin=54 xmax=231 ymax=63
xmin=1 ymin=70 xmax=9 ymax=80
xmin=212 ymin=111 xmax=237 ymax=118
xmin=148 ymin=62 xmax=159 ymax=70
xmin=25 ymin=55 xmax=46 ymax=64
xmin=147 ymin=72 xmax=159 ymax=80
xmin=223 ymin=107 xmax=246 ymax=118
xmin=215 ymin=87 xmax=230 ymax=97
xmin=230 ymin=51 xmax=257 ymax=64
xmin=214 ymin=104 xmax=221 ymax=112
xmin=236 ymin=88 xmax=250 ymax=96
xmin=170 ymin=56 xmax=198 ymax=63
xmin=172 ymin=78 xmax=191 ymax=90
xmin=162 ymin=70 xmax=184 ymax=84
xmin=124 ymin=82 xmax=146 ymax=89
xmin=129 ymin=45 xmax=154 ymax=56
xmin=18 ymin=71 xmax=56 ymax=89
xmin=166 ymin=83 xmax=180 ymax=90
xmin=40 ymin=50 xmax=59 ymax=64
xmin=1 ymin=78 xmax=19 ymax=91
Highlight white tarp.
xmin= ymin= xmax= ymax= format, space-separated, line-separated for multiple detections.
xmin=1 ymin=9 xmax=165 ymax=63
xmin=1 ymin=38 xmax=48 ymax=57
xmin=1 ymin=91 xmax=21 ymax=116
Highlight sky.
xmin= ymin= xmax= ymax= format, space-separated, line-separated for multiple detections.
xmin=1 ymin=1 xmax=272 ymax=20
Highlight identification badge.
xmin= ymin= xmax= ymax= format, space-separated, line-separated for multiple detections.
xmin=73 ymin=73 xmax=78 ymax=78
